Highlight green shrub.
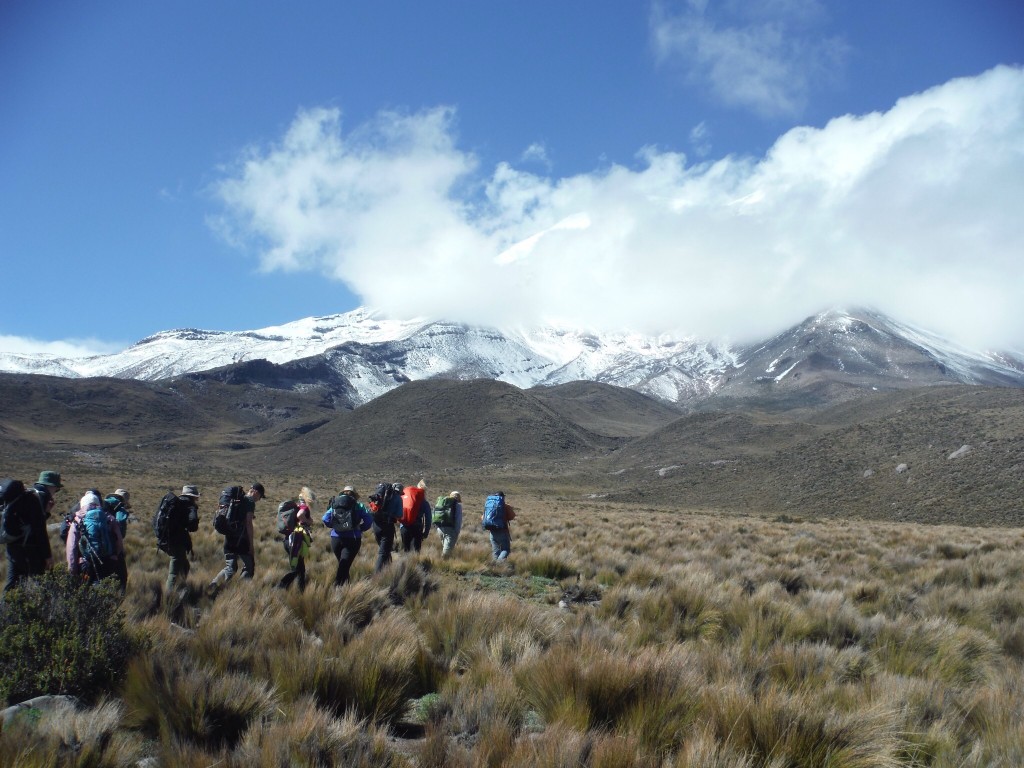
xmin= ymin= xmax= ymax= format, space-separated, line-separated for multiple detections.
xmin=0 ymin=571 xmax=146 ymax=705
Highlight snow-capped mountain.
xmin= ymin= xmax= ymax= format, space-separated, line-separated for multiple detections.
xmin=1 ymin=307 xmax=1021 ymax=407
xmin=721 ymin=309 xmax=1024 ymax=394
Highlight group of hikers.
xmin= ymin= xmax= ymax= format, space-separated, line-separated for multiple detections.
xmin=2 ymin=470 xmax=517 ymax=595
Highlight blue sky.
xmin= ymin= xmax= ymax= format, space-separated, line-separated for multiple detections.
xmin=2 ymin=0 xmax=1023 ymax=357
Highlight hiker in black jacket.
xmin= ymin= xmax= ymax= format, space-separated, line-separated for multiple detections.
xmin=3 ymin=471 xmax=59 ymax=593
xmin=164 ymin=486 xmax=201 ymax=592
xmin=209 ymin=482 xmax=265 ymax=592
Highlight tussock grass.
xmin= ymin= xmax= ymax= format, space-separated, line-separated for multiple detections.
xmin=121 ymin=652 xmax=278 ymax=750
xmin=234 ymin=698 xmax=404 ymax=767
xmin=7 ymin=481 xmax=1024 ymax=764
xmin=295 ymin=610 xmax=441 ymax=726
xmin=0 ymin=698 xmax=147 ymax=768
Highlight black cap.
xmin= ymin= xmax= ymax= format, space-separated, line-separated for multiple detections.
xmin=251 ymin=482 xmax=266 ymax=497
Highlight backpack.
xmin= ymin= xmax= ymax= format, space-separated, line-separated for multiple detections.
xmin=0 ymin=478 xmax=32 ymax=548
xmin=432 ymin=495 xmax=455 ymax=527
xmin=60 ymin=501 xmax=80 ymax=543
xmin=400 ymin=486 xmax=425 ymax=527
xmin=105 ymin=495 xmax=129 ymax=538
xmin=276 ymin=499 xmax=299 ymax=536
xmin=369 ymin=483 xmax=403 ymax=527
xmin=153 ymin=491 xmax=181 ymax=552
xmin=329 ymin=493 xmax=358 ymax=534
xmin=482 ymin=493 xmax=506 ymax=531
xmin=80 ymin=507 xmax=114 ymax=560
xmin=214 ymin=485 xmax=247 ymax=538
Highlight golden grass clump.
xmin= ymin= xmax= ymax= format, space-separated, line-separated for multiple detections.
xmin=6 ymin=483 xmax=1024 ymax=764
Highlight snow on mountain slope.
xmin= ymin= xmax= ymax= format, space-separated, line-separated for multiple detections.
xmin=0 ymin=309 xmax=424 ymax=380
xmin=721 ymin=308 xmax=1024 ymax=396
xmin=1 ymin=307 xmax=1021 ymax=407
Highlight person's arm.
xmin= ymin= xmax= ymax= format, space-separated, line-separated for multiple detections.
xmin=359 ymin=504 xmax=374 ymax=532
xmin=65 ymin=521 xmax=79 ymax=574
xmin=246 ymin=510 xmax=255 ymax=555
xmin=421 ymin=500 xmax=431 ymax=536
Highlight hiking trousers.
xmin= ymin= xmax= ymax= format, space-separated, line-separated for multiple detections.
xmin=3 ymin=554 xmax=44 ymax=593
xmin=165 ymin=544 xmax=190 ymax=591
xmin=437 ymin=525 xmax=460 ymax=558
xmin=277 ymin=558 xmax=306 ymax=592
xmin=400 ymin=526 xmax=424 ymax=553
xmin=331 ymin=535 xmax=362 ymax=586
xmin=373 ymin=526 xmax=395 ymax=573
xmin=212 ymin=538 xmax=255 ymax=586
xmin=489 ymin=529 xmax=511 ymax=561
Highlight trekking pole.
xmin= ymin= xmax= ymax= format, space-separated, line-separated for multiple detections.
xmin=77 ymin=520 xmax=103 ymax=582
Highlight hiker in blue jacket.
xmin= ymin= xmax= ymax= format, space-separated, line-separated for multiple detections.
xmin=482 ymin=491 xmax=515 ymax=561
xmin=322 ymin=486 xmax=373 ymax=586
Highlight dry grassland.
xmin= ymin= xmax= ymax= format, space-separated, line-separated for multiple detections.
xmin=4 ymin=487 xmax=1024 ymax=767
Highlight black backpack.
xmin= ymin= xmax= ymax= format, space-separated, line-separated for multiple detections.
xmin=0 ymin=478 xmax=32 ymax=548
xmin=329 ymin=493 xmax=358 ymax=534
xmin=369 ymin=483 xmax=403 ymax=527
xmin=214 ymin=485 xmax=247 ymax=538
xmin=276 ymin=499 xmax=299 ymax=536
xmin=153 ymin=491 xmax=181 ymax=552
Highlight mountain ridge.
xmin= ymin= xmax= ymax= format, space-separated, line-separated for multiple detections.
xmin=2 ymin=307 xmax=1022 ymax=408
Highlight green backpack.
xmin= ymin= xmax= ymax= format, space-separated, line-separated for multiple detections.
xmin=432 ymin=495 xmax=455 ymax=527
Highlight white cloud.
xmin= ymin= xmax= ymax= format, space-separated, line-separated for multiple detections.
xmin=212 ymin=66 xmax=1024 ymax=350
xmin=0 ymin=335 xmax=125 ymax=358
xmin=650 ymin=0 xmax=847 ymax=118
xmin=520 ymin=142 xmax=551 ymax=168
xmin=689 ymin=121 xmax=712 ymax=157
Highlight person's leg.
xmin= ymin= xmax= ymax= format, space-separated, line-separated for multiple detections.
xmin=167 ymin=546 xmax=190 ymax=591
xmin=411 ymin=531 xmax=423 ymax=553
xmin=113 ymin=554 xmax=128 ymax=592
xmin=296 ymin=559 xmax=306 ymax=592
xmin=239 ymin=549 xmax=255 ymax=580
xmin=374 ymin=529 xmax=393 ymax=573
xmin=332 ymin=536 xmax=360 ymax=585
xmin=492 ymin=530 xmax=511 ymax=561
xmin=400 ymin=527 xmax=413 ymax=552
xmin=5 ymin=555 xmax=29 ymax=593
xmin=278 ymin=567 xmax=297 ymax=590
xmin=438 ymin=527 xmax=452 ymax=558
xmin=210 ymin=544 xmax=239 ymax=588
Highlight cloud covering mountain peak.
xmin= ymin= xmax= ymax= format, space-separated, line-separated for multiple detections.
xmin=210 ymin=66 xmax=1024 ymax=351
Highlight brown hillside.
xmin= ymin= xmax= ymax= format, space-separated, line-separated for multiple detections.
xmin=261 ymin=378 xmax=617 ymax=475
xmin=527 ymin=380 xmax=682 ymax=438
xmin=599 ymin=386 xmax=1024 ymax=526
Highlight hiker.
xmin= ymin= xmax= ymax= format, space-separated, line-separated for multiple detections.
xmin=399 ymin=479 xmax=432 ymax=554
xmin=104 ymin=488 xmax=132 ymax=589
xmin=369 ymin=482 xmax=403 ymax=573
xmin=209 ymin=482 xmax=265 ymax=591
xmin=66 ymin=491 xmax=125 ymax=589
xmin=278 ymin=491 xmax=314 ymax=592
xmin=155 ymin=485 xmax=201 ymax=592
xmin=322 ymin=485 xmax=373 ymax=586
xmin=482 ymin=491 xmax=515 ymax=561
xmin=434 ymin=491 xmax=463 ymax=559
xmin=1 ymin=471 xmax=59 ymax=592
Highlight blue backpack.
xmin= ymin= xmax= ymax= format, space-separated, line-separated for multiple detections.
xmin=81 ymin=507 xmax=114 ymax=559
xmin=482 ymin=493 xmax=506 ymax=531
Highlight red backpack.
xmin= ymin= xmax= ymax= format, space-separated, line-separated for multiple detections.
xmin=400 ymin=486 xmax=425 ymax=527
